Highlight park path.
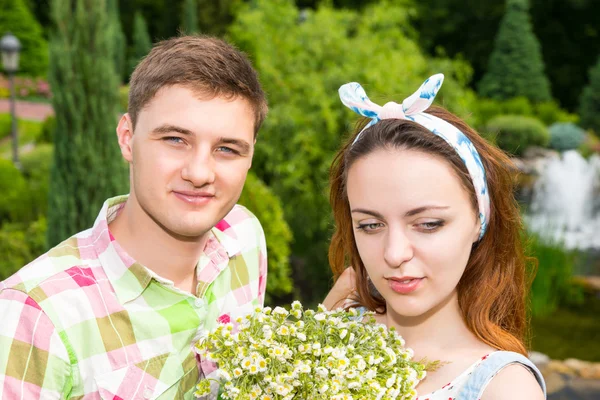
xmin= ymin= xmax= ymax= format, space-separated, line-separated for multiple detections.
xmin=0 ymin=99 xmax=54 ymax=121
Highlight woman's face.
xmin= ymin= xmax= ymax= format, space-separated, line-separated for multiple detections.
xmin=346 ymin=148 xmax=480 ymax=318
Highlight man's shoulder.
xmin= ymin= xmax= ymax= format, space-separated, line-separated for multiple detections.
xmin=219 ymin=204 xmax=265 ymax=243
xmin=1 ymin=228 xmax=99 ymax=297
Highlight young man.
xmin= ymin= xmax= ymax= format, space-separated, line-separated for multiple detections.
xmin=0 ymin=36 xmax=268 ymax=399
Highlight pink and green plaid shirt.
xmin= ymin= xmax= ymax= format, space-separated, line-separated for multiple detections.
xmin=0 ymin=195 xmax=267 ymax=399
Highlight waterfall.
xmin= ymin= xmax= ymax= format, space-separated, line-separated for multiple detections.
xmin=525 ymin=150 xmax=600 ymax=250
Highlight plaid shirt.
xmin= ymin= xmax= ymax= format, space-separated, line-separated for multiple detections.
xmin=0 ymin=195 xmax=267 ymax=399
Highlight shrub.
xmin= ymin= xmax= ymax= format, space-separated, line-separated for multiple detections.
xmin=0 ymin=217 xmax=48 ymax=280
xmin=238 ymin=172 xmax=293 ymax=304
xmin=578 ymin=131 xmax=600 ymax=158
xmin=0 ymin=113 xmax=11 ymax=140
xmin=38 ymin=115 xmax=56 ymax=144
xmin=0 ymin=0 xmax=49 ymax=77
xmin=534 ymin=101 xmax=578 ymax=126
xmin=0 ymin=159 xmax=27 ymax=223
xmin=548 ymin=123 xmax=586 ymax=152
xmin=20 ymin=144 xmax=53 ymax=219
xmin=474 ymin=97 xmax=577 ymax=129
xmin=485 ymin=115 xmax=549 ymax=156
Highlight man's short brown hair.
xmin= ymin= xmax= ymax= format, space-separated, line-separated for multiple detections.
xmin=128 ymin=35 xmax=267 ymax=136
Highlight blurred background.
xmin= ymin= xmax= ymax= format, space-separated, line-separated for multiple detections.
xmin=0 ymin=0 xmax=599 ymax=398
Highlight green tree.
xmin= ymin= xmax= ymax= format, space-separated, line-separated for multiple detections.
xmin=0 ymin=0 xmax=49 ymax=76
xmin=47 ymin=0 xmax=128 ymax=247
xmin=238 ymin=172 xmax=293 ymax=304
xmin=229 ymin=0 xmax=476 ymax=304
xmin=129 ymin=11 xmax=153 ymax=76
xmin=182 ymin=0 xmax=199 ymax=34
xmin=579 ymin=55 xmax=600 ymax=133
xmin=108 ymin=0 xmax=127 ymax=83
xmin=478 ymin=0 xmax=551 ymax=102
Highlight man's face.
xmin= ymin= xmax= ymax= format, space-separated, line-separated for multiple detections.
xmin=117 ymin=85 xmax=255 ymax=239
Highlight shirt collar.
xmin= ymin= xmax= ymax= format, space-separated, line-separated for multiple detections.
xmin=92 ymin=195 xmax=242 ymax=304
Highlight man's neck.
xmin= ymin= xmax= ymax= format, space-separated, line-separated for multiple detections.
xmin=108 ymin=196 xmax=209 ymax=295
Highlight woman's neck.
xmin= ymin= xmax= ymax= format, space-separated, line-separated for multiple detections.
xmin=383 ymin=291 xmax=485 ymax=359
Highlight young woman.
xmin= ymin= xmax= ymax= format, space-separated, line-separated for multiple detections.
xmin=324 ymin=75 xmax=546 ymax=399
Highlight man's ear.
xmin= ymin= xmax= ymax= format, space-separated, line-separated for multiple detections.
xmin=116 ymin=113 xmax=134 ymax=163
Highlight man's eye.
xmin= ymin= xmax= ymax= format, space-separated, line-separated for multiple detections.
xmin=217 ymin=146 xmax=239 ymax=154
xmin=163 ymin=136 xmax=184 ymax=144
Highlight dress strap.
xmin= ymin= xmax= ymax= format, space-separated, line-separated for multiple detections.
xmin=457 ymin=351 xmax=546 ymax=399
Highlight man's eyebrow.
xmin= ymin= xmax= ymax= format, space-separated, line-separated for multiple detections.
xmin=151 ymin=124 xmax=194 ymax=136
xmin=219 ymin=137 xmax=251 ymax=153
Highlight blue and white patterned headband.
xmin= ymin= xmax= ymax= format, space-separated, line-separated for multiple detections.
xmin=339 ymin=74 xmax=490 ymax=239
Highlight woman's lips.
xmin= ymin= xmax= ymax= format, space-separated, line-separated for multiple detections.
xmin=387 ymin=277 xmax=424 ymax=294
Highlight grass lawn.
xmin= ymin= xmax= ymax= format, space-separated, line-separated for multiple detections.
xmin=531 ymin=293 xmax=600 ymax=362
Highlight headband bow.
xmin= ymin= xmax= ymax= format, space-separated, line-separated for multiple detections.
xmin=339 ymin=74 xmax=490 ymax=239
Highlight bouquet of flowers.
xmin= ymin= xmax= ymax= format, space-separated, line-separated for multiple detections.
xmin=195 ymin=301 xmax=428 ymax=400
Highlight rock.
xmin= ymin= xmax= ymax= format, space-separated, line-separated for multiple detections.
xmin=543 ymin=371 xmax=567 ymax=394
xmin=565 ymin=358 xmax=591 ymax=376
xmin=522 ymin=146 xmax=560 ymax=160
xmin=530 ymin=351 xmax=551 ymax=369
xmin=548 ymin=360 xmax=575 ymax=375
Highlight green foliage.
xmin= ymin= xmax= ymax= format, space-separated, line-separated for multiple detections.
xmin=0 ymin=158 xmax=27 ymax=223
xmin=228 ymin=0 xmax=477 ymax=304
xmin=474 ymin=97 xmax=578 ymax=130
xmin=119 ymin=85 xmax=129 ymax=112
xmin=0 ymin=113 xmax=11 ymax=140
xmin=238 ymin=172 xmax=293 ymax=304
xmin=108 ymin=0 xmax=128 ymax=83
xmin=531 ymin=293 xmax=600 ymax=362
xmin=478 ymin=0 xmax=551 ymax=102
xmin=526 ymin=233 xmax=583 ymax=317
xmin=129 ymin=12 xmax=153 ymax=76
xmin=0 ymin=118 xmax=43 ymax=157
xmin=548 ymin=123 xmax=586 ymax=152
xmin=20 ymin=143 xmax=53 ymax=219
xmin=182 ymin=0 xmax=199 ymax=34
xmin=47 ymin=0 xmax=128 ymax=247
xmin=485 ymin=115 xmax=549 ymax=155
xmin=38 ymin=115 xmax=56 ymax=144
xmin=0 ymin=217 xmax=48 ymax=280
xmin=579 ymin=54 xmax=600 ymax=134
xmin=578 ymin=131 xmax=600 ymax=159
xmin=0 ymin=0 xmax=49 ymax=77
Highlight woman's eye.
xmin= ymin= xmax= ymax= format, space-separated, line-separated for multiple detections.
xmin=356 ymin=223 xmax=383 ymax=232
xmin=418 ymin=221 xmax=444 ymax=231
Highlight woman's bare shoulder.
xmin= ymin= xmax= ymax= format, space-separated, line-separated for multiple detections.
xmin=480 ymin=363 xmax=545 ymax=400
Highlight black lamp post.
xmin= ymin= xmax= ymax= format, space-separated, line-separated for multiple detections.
xmin=1 ymin=32 xmax=22 ymax=169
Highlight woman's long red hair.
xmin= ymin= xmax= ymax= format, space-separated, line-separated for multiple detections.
xmin=329 ymin=106 xmax=532 ymax=356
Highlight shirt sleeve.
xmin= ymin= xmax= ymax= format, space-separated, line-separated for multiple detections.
xmin=0 ymin=288 xmax=72 ymax=399
xmin=256 ymin=217 xmax=268 ymax=308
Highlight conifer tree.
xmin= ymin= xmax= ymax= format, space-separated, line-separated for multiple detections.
xmin=107 ymin=0 xmax=127 ymax=83
xmin=579 ymin=54 xmax=600 ymax=133
xmin=128 ymin=11 xmax=152 ymax=75
xmin=47 ymin=0 xmax=127 ymax=246
xmin=478 ymin=0 xmax=551 ymax=102
xmin=182 ymin=0 xmax=199 ymax=34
